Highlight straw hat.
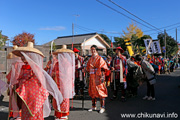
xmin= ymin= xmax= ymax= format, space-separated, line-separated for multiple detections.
xmin=12 ymin=42 xmax=44 ymax=57
xmin=7 ymin=45 xmax=19 ymax=59
xmin=53 ymin=45 xmax=74 ymax=55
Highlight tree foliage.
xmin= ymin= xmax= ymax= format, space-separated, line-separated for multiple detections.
xmin=99 ymin=34 xmax=111 ymax=45
xmin=12 ymin=32 xmax=35 ymax=47
xmin=157 ymin=33 xmax=178 ymax=57
xmin=0 ymin=30 xmax=8 ymax=50
xmin=122 ymin=22 xmax=143 ymax=40
xmin=99 ymin=34 xmax=113 ymax=56
xmin=114 ymin=37 xmax=126 ymax=51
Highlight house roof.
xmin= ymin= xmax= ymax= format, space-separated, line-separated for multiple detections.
xmin=43 ymin=33 xmax=110 ymax=48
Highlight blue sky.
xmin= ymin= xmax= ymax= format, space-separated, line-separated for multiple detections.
xmin=0 ymin=0 xmax=180 ymax=45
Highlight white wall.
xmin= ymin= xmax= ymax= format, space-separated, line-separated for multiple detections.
xmin=81 ymin=37 xmax=106 ymax=48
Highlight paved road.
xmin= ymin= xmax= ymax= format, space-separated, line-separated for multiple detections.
xmin=1 ymin=68 xmax=180 ymax=120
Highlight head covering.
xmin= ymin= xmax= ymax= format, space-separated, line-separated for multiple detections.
xmin=73 ymin=48 xmax=80 ymax=53
xmin=12 ymin=42 xmax=44 ymax=57
xmin=53 ymin=45 xmax=74 ymax=55
xmin=114 ymin=47 xmax=124 ymax=53
xmin=12 ymin=44 xmax=63 ymax=117
xmin=135 ymin=54 xmax=142 ymax=61
xmin=7 ymin=45 xmax=18 ymax=59
xmin=53 ymin=45 xmax=75 ymax=99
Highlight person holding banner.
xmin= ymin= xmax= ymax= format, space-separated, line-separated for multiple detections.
xmin=86 ymin=45 xmax=108 ymax=114
xmin=135 ymin=55 xmax=156 ymax=101
xmin=110 ymin=47 xmax=127 ymax=102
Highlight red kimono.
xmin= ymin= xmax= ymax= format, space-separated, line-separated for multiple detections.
xmin=16 ymin=64 xmax=49 ymax=120
xmin=105 ymin=61 xmax=111 ymax=86
xmin=86 ymin=55 xmax=108 ymax=99
xmin=52 ymin=62 xmax=70 ymax=118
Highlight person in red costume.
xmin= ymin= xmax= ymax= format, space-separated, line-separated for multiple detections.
xmin=73 ymin=48 xmax=84 ymax=95
xmin=52 ymin=45 xmax=75 ymax=120
xmin=105 ymin=55 xmax=111 ymax=87
xmin=86 ymin=45 xmax=108 ymax=114
xmin=12 ymin=42 xmax=63 ymax=120
xmin=111 ymin=47 xmax=127 ymax=102
xmin=6 ymin=46 xmax=24 ymax=120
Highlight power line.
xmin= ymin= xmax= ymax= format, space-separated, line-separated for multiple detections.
xmin=96 ymin=0 xmax=160 ymax=32
xmin=109 ymin=0 xmax=163 ymax=32
xmin=75 ymin=24 xmax=123 ymax=34
xmin=144 ymin=22 xmax=180 ymax=32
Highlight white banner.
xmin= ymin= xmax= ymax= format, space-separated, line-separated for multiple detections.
xmin=144 ymin=39 xmax=153 ymax=54
xmin=144 ymin=39 xmax=161 ymax=54
xmin=152 ymin=40 xmax=161 ymax=54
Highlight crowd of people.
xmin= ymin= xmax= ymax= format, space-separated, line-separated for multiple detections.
xmin=0 ymin=42 xmax=179 ymax=120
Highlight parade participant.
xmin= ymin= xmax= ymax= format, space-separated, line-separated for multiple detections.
xmin=111 ymin=47 xmax=127 ymax=102
xmin=12 ymin=42 xmax=63 ymax=120
xmin=126 ymin=56 xmax=143 ymax=97
xmin=52 ymin=45 xmax=75 ymax=120
xmin=6 ymin=45 xmax=24 ymax=120
xmin=73 ymin=48 xmax=84 ymax=95
xmin=44 ymin=50 xmax=57 ymax=75
xmin=135 ymin=55 xmax=156 ymax=101
xmin=170 ymin=58 xmax=174 ymax=72
xmin=86 ymin=45 xmax=108 ymax=114
xmin=105 ymin=55 xmax=111 ymax=87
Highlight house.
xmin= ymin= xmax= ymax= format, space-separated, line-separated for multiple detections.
xmin=43 ymin=33 xmax=110 ymax=56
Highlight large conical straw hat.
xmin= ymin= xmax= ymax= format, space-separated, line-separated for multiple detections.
xmin=53 ymin=45 xmax=74 ymax=55
xmin=7 ymin=45 xmax=19 ymax=59
xmin=12 ymin=42 xmax=44 ymax=57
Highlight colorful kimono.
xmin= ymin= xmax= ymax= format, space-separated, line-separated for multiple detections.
xmin=86 ymin=55 xmax=108 ymax=99
xmin=6 ymin=60 xmax=24 ymax=119
xmin=52 ymin=62 xmax=70 ymax=118
xmin=16 ymin=64 xmax=49 ymax=120
xmin=111 ymin=54 xmax=127 ymax=82
xmin=75 ymin=55 xmax=84 ymax=95
xmin=110 ymin=54 xmax=127 ymax=99
xmin=75 ymin=55 xmax=84 ymax=79
xmin=105 ymin=61 xmax=111 ymax=87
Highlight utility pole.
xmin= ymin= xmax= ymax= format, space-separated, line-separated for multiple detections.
xmin=73 ymin=14 xmax=80 ymax=35
xmin=176 ymin=28 xmax=177 ymax=43
xmin=164 ymin=29 xmax=166 ymax=58
xmin=72 ymin=23 xmax=74 ymax=50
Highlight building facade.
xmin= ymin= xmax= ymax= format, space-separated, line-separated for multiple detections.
xmin=43 ymin=33 xmax=110 ymax=56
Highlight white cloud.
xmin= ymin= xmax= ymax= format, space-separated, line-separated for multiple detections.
xmin=39 ymin=26 xmax=66 ymax=31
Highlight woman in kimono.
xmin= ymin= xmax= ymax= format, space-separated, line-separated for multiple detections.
xmin=52 ymin=45 xmax=75 ymax=120
xmin=86 ymin=45 xmax=108 ymax=114
xmin=6 ymin=46 xmax=24 ymax=120
xmin=12 ymin=42 xmax=63 ymax=120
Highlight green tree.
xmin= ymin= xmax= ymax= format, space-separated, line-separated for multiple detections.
xmin=131 ymin=34 xmax=152 ymax=55
xmin=99 ymin=34 xmax=113 ymax=56
xmin=99 ymin=34 xmax=111 ymax=45
xmin=114 ymin=37 xmax=126 ymax=51
xmin=0 ymin=31 xmax=8 ymax=50
xmin=157 ymin=33 xmax=178 ymax=57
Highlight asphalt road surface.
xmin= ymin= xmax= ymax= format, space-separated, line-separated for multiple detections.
xmin=1 ymin=68 xmax=180 ymax=120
